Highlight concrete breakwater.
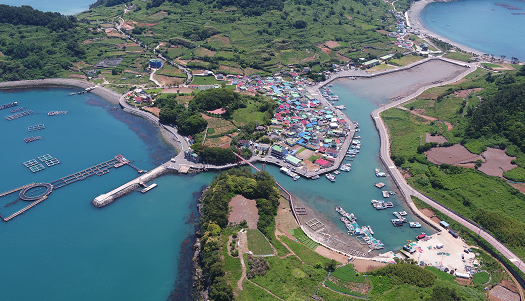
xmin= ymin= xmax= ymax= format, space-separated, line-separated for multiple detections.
xmin=92 ymin=164 xmax=168 ymax=207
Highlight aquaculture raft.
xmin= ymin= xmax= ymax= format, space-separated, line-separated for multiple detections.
xmin=28 ymin=124 xmax=45 ymax=131
xmin=10 ymin=107 xmax=24 ymax=113
xmin=0 ymin=102 xmax=17 ymax=110
xmin=6 ymin=110 xmax=33 ymax=121
xmin=48 ymin=111 xmax=68 ymax=116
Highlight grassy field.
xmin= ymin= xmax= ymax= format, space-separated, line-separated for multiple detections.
xmin=191 ymin=76 xmax=223 ymax=85
xmin=236 ymin=280 xmax=277 ymax=301
xmin=157 ymin=64 xmax=186 ymax=77
xmin=390 ymin=55 xmax=424 ymax=66
xmin=425 ymin=266 xmax=457 ymax=283
xmin=279 ymin=236 xmax=329 ymax=267
xmin=481 ymin=63 xmax=502 ymax=69
xmin=232 ymin=102 xmax=266 ymax=126
xmin=472 ymin=271 xmax=490 ymax=285
xmin=444 ymin=52 xmax=472 ymax=62
xmin=289 ymin=228 xmax=319 ymax=250
xmin=246 ymin=229 xmax=274 ymax=255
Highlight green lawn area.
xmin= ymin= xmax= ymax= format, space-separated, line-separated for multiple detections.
xmin=472 ymin=271 xmax=490 ymax=285
xmin=309 ymin=155 xmax=321 ymax=162
xmin=503 ymin=166 xmax=525 ymax=182
xmin=289 ymin=228 xmax=319 ymax=250
xmin=425 ymin=266 xmax=456 ymax=283
xmin=94 ymin=38 xmax=127 ymax=45
xmin=167 ymin=47 xmax=188 ymax=58
xmin=249 ymin=255 xmax=328 ymax=300
xmin=126 ymin=46 xmax=143 ymax=52
xmin=279 ymin=236 xmax=330 ymax=267
xmin=390 ymin=55 xmax=424 ymax=66
xmin=246 ymin=229 xmax=274 ymax=255
xmin=481 ymin=63 xmax=501 ymax=69
xmin=464 ymin=67 xmax=488 ymax=80
xmin=232 ymin=102 xmax=266 ymax=126
xmin=237 ymin=279 xmax=277 ymax=301
xmin=297 ymin=148 xmax=306 ymax=154
xmin=444 ymin=52 xmax=472 ymax=62
xmin=191 ymin=76 xmax=222 ymax=85
xmin=225 ymin=84 xmax=236 ymax=90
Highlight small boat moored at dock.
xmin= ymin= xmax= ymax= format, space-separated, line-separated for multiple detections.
xmin=141 ymin=183 xmax=157 ymax=193
xmin=410 ymin=222 xmax=422 ymax=228
xmin=325 ymin=173 xmax=336 ymax=182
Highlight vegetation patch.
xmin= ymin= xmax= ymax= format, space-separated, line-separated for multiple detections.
xmin=472 ymin=271 xmax=490 ymax=285
xmin=390 ymin=54 xmax=424 ymax=66
xmin=425 ymin=266 xmax=457 ymax=283
xmin=246 ymin=229 xmax=274 ymax=255
xmin=443 ymin=52 xmax=472 ymax=62
xmin=482 ymin=63 xmax=501 ymax=69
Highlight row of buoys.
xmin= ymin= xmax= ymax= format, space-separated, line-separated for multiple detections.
xmin=24 ymin=136 xmax=42 ymax=143
xmin=28 ymin=124 xmax=45 ymax=132
xmin=47 ymin=111 xmax=68 ymax=116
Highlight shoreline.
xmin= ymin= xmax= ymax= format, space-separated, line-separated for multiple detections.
xmin=407 ymin=0 xmax=487 ymax=57
xmin=0 ymin=79 xmax=121 ymax=104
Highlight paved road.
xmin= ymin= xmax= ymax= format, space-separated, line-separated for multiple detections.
xmin=370 ymin=61 xmax=525 ymax=273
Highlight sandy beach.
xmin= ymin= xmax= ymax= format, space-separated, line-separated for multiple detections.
xmin=0 ymin=78 xmax=121 ymax=104
xmin=407 ymin=0 xmax=487 ymax=57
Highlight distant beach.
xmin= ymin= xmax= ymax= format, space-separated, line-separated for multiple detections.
xmin=407 ymin=0 xmax=486 ymax=56
xmin=0 ymin=78 xmax=121 ymax=104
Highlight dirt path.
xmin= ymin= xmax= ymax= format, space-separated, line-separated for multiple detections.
xmin=274 ymin=229 xmax=304 ymax=262
xmin=399 ymin=106 xmax=454 ymax=131
xmin=237 ymin=230 xmax=248 ymax=291
xmin=246 ymin=279 xmax=284 ymax=300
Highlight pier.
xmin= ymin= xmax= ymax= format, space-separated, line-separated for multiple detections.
xmin=0 ymin=155 xmax=140 ymax=221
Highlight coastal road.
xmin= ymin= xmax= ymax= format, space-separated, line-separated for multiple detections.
xmin=369 ymin=61 xmax=525 ymax=274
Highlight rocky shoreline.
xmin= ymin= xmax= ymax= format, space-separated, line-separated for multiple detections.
xmin=192 ymin=186 xmax=210 ymax=301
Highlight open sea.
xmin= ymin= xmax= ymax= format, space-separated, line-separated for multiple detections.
xmin=420 ymin=0 xmax=525 ymax=60
xmin=1 ymin=0 xmax=94 ymax=15
xmin=0 ymin=88 xmax=215 ymax=301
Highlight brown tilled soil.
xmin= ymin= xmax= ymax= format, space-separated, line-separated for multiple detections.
xmin=142 ymin=107 xmax=160 ymax=117
xmin=303 ymin=160 xmax=319 ymax=172
xmin=296 ymin=149 xmax=314 ymax=160
xmin=509 ymin=182 xmax=525 ymax=194
xmin=68 ymin=74 xmax=86 ymax=79
xmin=156 ymin=75 xmax=184 ymax=86
xmin=453 ymin=88 xmax=484 ymax=99
xmin=314 ymin=246 xmax=350 ymax=264
xmin=425 ymin=144 xmax=484 ymax=166
xmin=500 ymin=279 xmax=520 ymax=293
xmin=228 ymin=195 xmax=259 ymax=229
xmin=420 ymin=208 xmax=442 ymax=224
xmin=478 ymin=148 xmax=516 ymax=178
xmin=162 ymin=87 xmax=193 ymax=93
xmin=455 ymin=278 xmax=473 ymax=286
xmin=352 ymin=258 xmax=388 ymax=272
xmin=425 ymin=133 xmax=448 ymax=144
xmin=275 ymin=197 xmax=299 ymax=233
xmin=324 ymin=41 xmax=341 ymax=49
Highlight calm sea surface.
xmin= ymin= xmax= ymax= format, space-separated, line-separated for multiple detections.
xmin=0 ymin=88 xmax=215 ymax=301
xmin=420 ymin=0 xmax=525 ymax=60
xmin=1 ymin=0 xmax=93 ymax=15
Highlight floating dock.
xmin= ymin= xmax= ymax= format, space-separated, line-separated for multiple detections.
xmin=28 ymin=124 xmax=45 ymax=132
xmin=6 ymin=110 xmax=33 ymax=121
xmin=140 ymin=183 xmax=157 ymax=193
xmin=48 ymin=111 xmax=68 ymax=116
xmin=24 ymin=136 xmax=42 ymax=143
xmin=1 ymin=196 xmax=48 ymax=222
xmin=10 ymin=107 xmax=24 ymax=113
xmin=0 ymin=102 xmax=17 ymax=110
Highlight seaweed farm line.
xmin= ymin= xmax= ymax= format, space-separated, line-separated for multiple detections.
xmin=6 ymin=110 xmax=33 ymax=121
xmin=0 ymin=102 xmax=17 ymax=110
xmin=0 ymin=154 xmax=140 ymax=222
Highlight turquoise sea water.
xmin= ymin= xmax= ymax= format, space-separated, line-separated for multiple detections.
xmin=1 ymin=0 xmax=94 ymax=15
xmin=420 ymin=0 xmax=525 ymax=60
xmin=0 ymin=88 xmax=215 ymax=301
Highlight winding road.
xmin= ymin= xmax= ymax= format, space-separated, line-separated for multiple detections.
xmin=368 ymin=62 xmax=525 ymax=274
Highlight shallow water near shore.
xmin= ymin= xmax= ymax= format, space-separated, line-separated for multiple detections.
xmin=0 ymin=88 xmax=215 ymax=301
xmin=420 ymin=0 xmax=525 ymax=60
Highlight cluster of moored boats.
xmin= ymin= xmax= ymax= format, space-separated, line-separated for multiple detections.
xmin=69 ymin=86 xmax=96 ymax=95
xmin=375 ymin=167 xmax=386 ymax=177
xmin=336 ymin=206 xmax=384 ymax=250
xmin=321 ymin=87 xmax=339 ymax=101
xmin=280 ymin=167 xmax=300 ymax=181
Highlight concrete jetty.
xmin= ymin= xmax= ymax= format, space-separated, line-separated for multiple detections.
xmin=92 ymin=165 xmax=167 ymax=207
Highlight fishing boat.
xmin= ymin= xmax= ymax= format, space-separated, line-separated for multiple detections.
xmin=280 ymin=167 xmax=300 ymax=181
xmin=393 ymin=212 xmax=401 ymax=219
xmin=333 ymin=170 xmax=341 ymax=175
xmin=376 ymin=172 xmax=386 ymax=177
xmin=340 ymin=164 xmax=351 ymax=172
xmin=391 ymin=219 xmax=404 ymax=226
xmin=409 ymin=222 xmax=422 ymax=228
xmin=382 ymin=191 xmax=390 ymax=198
xmin=326 ymin=173 xmax=336 ymax=182
xmin=354 ymin=136 xmax=361 ymax=139
xmin=385 ymin=202 xmax=394 ymax=208
xmin=399 ymin=211 xmax=407 ymax=216
xmin=311 ymin=175 xmax=320 ymax=180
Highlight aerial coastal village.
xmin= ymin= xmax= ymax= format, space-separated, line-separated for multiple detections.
xmin=1 ymin=0 xmax=525 ymax=300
